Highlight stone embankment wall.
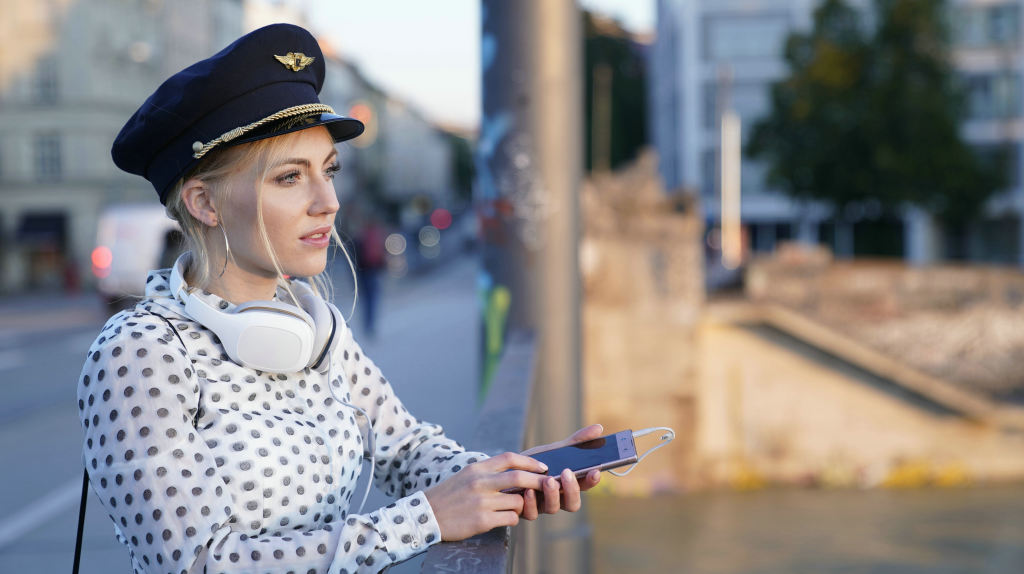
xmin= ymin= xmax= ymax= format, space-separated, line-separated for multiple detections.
xmin=746 ymin=244 xmax=1024 ymax=400
xmin=722 ymin=244 xmax=1024 ymax=488
xmin=580 ymin=151 xmax=704 ymax=495
xmin=580 ymin=163 xmax=1024 ymax=493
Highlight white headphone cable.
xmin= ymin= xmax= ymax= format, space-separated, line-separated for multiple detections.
xmin=608 ymin=427 xmax=675 ymax=477
xmin=325 ymin=363 xmax=376 ymax=515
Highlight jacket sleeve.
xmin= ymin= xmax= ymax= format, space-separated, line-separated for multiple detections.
xmin=77 ymin=312 xmax=442 ymax=574
xmin=332 ymin=320 xmax=489 ymax=499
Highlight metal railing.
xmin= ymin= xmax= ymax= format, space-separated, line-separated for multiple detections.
xmin=420 ymin=330 xmax=536 ymax=573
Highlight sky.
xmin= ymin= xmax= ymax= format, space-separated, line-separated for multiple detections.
xmin=299 ymin=0 xmax=654 ymax=131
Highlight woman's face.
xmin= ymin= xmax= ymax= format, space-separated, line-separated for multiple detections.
xmin=220 ymin=126 xmax=340 ymax=280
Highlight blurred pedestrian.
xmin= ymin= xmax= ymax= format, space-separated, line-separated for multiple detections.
xmin=75 ymin=23 xmax=601 ymax=574
xmin=355 ymin=213 xmax=386 ymax=337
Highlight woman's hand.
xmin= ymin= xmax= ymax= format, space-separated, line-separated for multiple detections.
xmin=519 ymin=424 xmax=605 ymax=521
xmin=424 ymin=452 xmax=550 ymax=541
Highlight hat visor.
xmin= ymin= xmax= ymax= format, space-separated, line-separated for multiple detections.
xmin=227 ymin=112 xmax=365 ymax=148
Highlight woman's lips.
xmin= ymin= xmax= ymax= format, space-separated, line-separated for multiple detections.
xmin=300 ymin=227 xmax=332 ymax=248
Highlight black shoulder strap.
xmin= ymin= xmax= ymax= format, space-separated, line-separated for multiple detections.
xmin=72 ymin=467 xmax=89 ymax=574
xmin=73 ymin=309 xmax=191 ymax=573
xmin=149 ymin=310 xmax=191 ymax=355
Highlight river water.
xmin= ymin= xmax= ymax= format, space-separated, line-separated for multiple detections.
xmin=591 ymin=486 xmax=1024 ymax=573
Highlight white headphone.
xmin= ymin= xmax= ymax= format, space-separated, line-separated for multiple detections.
xmin=167 ymin=252 xmax=343 ymax=374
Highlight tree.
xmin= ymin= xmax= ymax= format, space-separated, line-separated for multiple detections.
xmin=583 ymin=11 xmax=648 ymax=173
xmin=448 ymin=133 xmax=475 ymax=205
xmin=747 ymin=0 xmax=1004 ymax=228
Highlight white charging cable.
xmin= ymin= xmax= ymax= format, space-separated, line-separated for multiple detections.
xmin=343 ymin=400 xmax=375 ymax=514
xmin=324 ymin=363 xmax=376 ymax=515
xmin=608 ymin=427 xmax=675 ymax=477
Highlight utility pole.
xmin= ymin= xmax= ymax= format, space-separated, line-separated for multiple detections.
xmin=592 ymin=63 xmax=613 ymax=173
xmin=716 ymin=65 xmax=743 ymax=270
xmin=479 ymin=1 xmax=585 ymax=572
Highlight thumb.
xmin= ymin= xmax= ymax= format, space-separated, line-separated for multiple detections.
xmin=570 ymin=424 xmax=604 ymax=443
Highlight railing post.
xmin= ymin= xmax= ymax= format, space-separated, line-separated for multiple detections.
xmin=478 ymin=0 xmax=586 ymax=571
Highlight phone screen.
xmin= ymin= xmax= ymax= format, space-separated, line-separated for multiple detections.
xmin=529 ymin=436 xmax=623 ymax=476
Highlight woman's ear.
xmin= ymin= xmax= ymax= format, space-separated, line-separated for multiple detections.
xmin=180 ymin=178 xmax=218 ymax=227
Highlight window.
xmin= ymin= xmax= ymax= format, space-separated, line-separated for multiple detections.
xmin=741 ymin=159 xmax=768 ymax=196
xmin=34 ymin=133 xmax=61 ymax=182
xmin=704 ymin=82 xmax=770 ymax=131
xmin=990 ymin=4 xmax=1020 ymax=46
xmin=701 ymin=148 xmax=717 ymax=197
xmin=951 ymin=4 xmax=1020 ymax=49
xmin=704 ymin=15 xmax=790 ymax=61
xmin=963 ymin=72 xmax=1021 ymax=120
xmin=973 ymin=143 xmax=1020 ymax=189
xmin=732 ymin=83 xmax=770 ymax=128
xmin=703 ymin=83 xmax=718 ymax=130
xmin=34 ymin=55 xmax=58 ymax=105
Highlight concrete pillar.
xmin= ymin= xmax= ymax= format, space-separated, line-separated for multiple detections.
xmin=834 ymin=220 xmax=854 ymax=259
xmin=1018 ymin=214 xmax=1024 ymax=267
xmin=905 ymin=207 xmax=941 ymax=265
xmin=797 ymin=217 xmax=817 ymax=245
xmin=754 ymin=221 xmax=776 ymax=253
xmin=481 ymin=1 xmax=585 ymax=572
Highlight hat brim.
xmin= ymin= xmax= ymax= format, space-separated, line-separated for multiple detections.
xmin=227 ymin=112 xmax=365 ymax=148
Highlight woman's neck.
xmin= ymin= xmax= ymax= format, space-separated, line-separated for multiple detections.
xmin=200 ymin=262 xmax=279 ymax=303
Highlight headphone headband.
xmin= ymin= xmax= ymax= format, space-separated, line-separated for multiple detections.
xmin=167 ymin=253 xmax=340 ymax=374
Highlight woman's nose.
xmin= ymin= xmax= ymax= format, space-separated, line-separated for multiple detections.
xmin=311 ymin=176 xmax=340 ymax=215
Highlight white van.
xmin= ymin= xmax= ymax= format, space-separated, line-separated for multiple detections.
xmin=91 ymin=203 xmax=183 ymax=309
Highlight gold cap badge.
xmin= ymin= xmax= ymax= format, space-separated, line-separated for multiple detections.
xmin=274 ymin=52 xmax=315 ymax=72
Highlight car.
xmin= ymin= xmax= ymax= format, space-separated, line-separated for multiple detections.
xmin=91 ymin=203 xmax=184 ymax=312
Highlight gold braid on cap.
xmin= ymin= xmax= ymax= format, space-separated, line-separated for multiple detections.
xmin=191 ymin=103 xmax=335 ymax=159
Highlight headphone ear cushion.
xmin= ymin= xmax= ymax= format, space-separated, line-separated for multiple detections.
xmin=293 ymin=282 xmax=338 ymax=373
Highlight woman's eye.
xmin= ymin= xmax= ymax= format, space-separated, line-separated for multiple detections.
xmin=325 ymin=162 xmax=341 ymax=180
xmin=276 ymin=170 xmax=301 ymax=185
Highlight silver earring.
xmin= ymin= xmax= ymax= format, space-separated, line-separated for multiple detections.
xmin=218 ymin=224 xmax=232 ymax=278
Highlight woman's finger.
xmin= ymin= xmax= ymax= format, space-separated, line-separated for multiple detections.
xmin=521 ymin=424 xmax=605 ymax=456
xmin=491 ymin=492 xmax=525 ymax=515
xmin=521 ymin=488 xmax=539 ymax=521
xmin=542 ymin=475 xmax=561 ymax=514
xmin=569 ymin=423 xmax=604 ymax=443
xmin=560 ymin=468 xmax=582 ymax=512
xmin=493 ymin=510 xmax=521 ymax=529
xmin=491 ymin=469 xmax=549 ymax=493
xmin=578 ymin=469 xmax=601 ymax=492
xmin=480 ymin=451 xmax=549 ymax=474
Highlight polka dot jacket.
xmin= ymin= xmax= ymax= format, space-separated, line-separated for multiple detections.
xmin=77 ymin=269 xmax=486 ymax=574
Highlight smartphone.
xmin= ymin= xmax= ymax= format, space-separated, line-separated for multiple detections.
xmin=528 ymin=430 xmax=638 ymax=480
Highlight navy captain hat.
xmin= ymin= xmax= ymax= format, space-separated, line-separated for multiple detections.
xmin=112 ymin=23 xmax=364 ymax=204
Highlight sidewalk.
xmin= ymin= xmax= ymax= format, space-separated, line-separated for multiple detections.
xmin=0 ymin=290 xmax=107 ymax=337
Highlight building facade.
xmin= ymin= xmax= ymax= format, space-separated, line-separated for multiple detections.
xmin=651 ymin=0 xmax=1024 ymax=265
xmin=0 ymin=0 xmax=243 ymax=292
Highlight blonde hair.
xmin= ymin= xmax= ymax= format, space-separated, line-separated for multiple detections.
xmin=163 ymin=128 xmax=357 ymax=314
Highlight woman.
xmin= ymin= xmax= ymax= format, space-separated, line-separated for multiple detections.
xmin=77 ymin=23 xmax=601 ymax=574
